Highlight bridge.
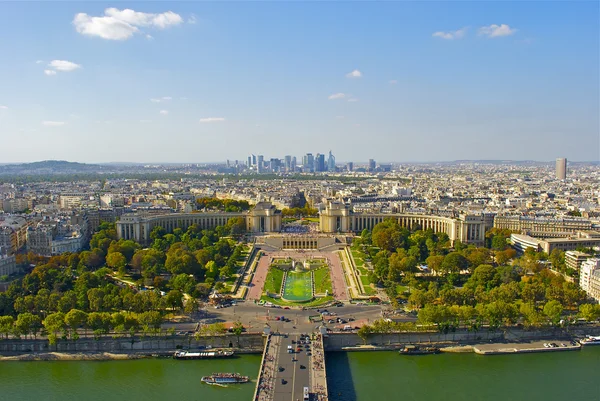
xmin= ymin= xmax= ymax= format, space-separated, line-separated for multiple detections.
xmin=254 ymin=332 xmax=328 ymax=401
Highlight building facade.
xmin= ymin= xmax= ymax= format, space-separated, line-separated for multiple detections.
xmin=319 ymin=201 xmax=490 ymax=245
xmin=116 ymin=202 xmax=282 ymax=245
xmin=556 ymin=158 xmax=567 ymax=180
xmin=580 ymin=258 xmax=600 ymax=303
xmin=0 ymin=254 xmax=17 ymax=277
xmin=494 ymin=215 xmax=592 ymax=238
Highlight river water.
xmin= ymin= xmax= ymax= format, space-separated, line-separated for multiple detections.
xmin=0 ymin=348 xmax=598 ymax=401
xmin=326 ymin=347 xmax=600 ymax=401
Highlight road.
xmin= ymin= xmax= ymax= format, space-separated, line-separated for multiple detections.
xmin=272 ymin=334 xmax=311 ymax=401
xmin=176 ymin=303 xmax=415 ymax=336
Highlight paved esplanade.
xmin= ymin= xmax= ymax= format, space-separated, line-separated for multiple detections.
xmin=255 ymin=332 xmax=328 ymax=401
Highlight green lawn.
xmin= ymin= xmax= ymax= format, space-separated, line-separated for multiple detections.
xmin=264 ymin=267 xmax=284 ymax=295
xmin=313 ymin=268 xmax=333 ymax=294
xmin=360 ymin=275 xmax=371 ymax=287
xmin=282 ymin=271 xmax=313 ymax=301
xmin=260 ymin=295 xmax=334 ymax=307
xmin=362 ymin=285 xmax=376 ymax=296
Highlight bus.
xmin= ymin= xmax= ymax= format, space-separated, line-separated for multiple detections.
xmin=303 ymin=387 xmax=309 ymax=400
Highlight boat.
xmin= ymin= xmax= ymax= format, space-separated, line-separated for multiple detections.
xmin=201 ymin=373 xmax=249 ymax=385
xmin=173 ymin=350 xmax=235 ymax=360
xmin=580 ymin=335 xmax=600 ymax=346
xmin=399 ymin=345 xmax=440 ymax=355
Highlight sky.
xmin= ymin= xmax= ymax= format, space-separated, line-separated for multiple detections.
xmin=0 ymin=1 xmax=598 ymax=164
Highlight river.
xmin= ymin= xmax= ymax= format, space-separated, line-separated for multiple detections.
xmin=0 ymin=348 xmax=598 ymax=400
xmin=326 ymin=347 xmax=600 ymax=401
xmin=0 ymin=355 xmax=261 ymax=401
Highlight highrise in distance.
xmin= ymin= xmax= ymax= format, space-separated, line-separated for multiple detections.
xmin=556 ymin=158 xmax=567 ymax=180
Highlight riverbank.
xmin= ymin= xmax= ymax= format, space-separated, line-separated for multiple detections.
xmin=0 ymin=352 xmax=147 ymax=362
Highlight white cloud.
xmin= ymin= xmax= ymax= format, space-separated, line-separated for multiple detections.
xmin=0 ymin=105 xmax=8 ymax=110
xmin=347 ymin=98 xmax=359 ymax=102
xmin=328 ymin=93 xmax=347 ymax=100
xmin=199 ymin=117 xmax=225 ymax=123
xmin=159 ymin=110 xmax=169 ymax=115
xmin=346 ymin=69 xmax=362 ymax=78
xmin=35 ymin=60 xmax=44 ymax=64
xmin=44 ymin=70 xmax=57 ymax=76
xmin=432 ymin=27 xmax=468 ymax=40
xmin=48 ymin=60 xmax=81 ymax=72
xmin=73 ymin=8 xmax=183 ymax=41
xmin=478 ymin=24 xmax=517 ymax=38
xmin=146 ymin=34 xmax=154 ymax=40
xmin=42 ymin=121 xmax=65 ymax=127
xmin=389 ymin=80 xmax=398 ymax=85
xmin=150 ymin=96 xmax=172 ymax=103
xmin=188 ymin=15 xmax=197 ymax=24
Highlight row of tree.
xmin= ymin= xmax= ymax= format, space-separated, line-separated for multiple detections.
xmin=0 ymin=309 xmax=164 ymax=344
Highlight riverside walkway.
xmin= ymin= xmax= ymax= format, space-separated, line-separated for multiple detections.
xmin=254 ymin=332 xmax=328 ymax=401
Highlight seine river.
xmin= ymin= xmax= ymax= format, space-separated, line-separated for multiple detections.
xmin=0 ymin=348 xmax=598 ymax=401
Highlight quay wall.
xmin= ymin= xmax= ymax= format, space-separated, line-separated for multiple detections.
xmin=324 ymin=326 xmax=600 ymax=351
xmin=0 ymin=334 xmax=266 ymax=354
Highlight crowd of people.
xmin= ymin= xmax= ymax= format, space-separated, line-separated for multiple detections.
xmin=255 ymin=335 xmax=278 ymax=401
xmin=310 ymin=335 xmax=329 ymax=401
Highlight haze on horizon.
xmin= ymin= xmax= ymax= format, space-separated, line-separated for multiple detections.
xmin=0 ymin=2 xmax=598 ymax=164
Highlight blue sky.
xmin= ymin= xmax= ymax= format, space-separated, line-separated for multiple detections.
xmin=0 ymin=2 xmax=598 ymax=163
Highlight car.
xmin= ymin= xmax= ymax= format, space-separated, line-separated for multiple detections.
xmin=543 ymin=343 xmax=550 ymax=348
xmin=348 ymin=318 xmax=355 ymax=322
xmin=281 ymin=379 xmax=287 ymax=385
xmin=292 ymin=340 xmax=296 ymax=344
xmin=291 ymin=358 xmax=297 ymax=362
xmin=284 ymin=307 xmax=290 ymax=310
xmin=561 ymin=343 xmax=567 ymax=347
xmin=276 ymin=317 xmax=281 ymax=321
xmin=306 ymin=352 xmax=312 ymax=356
xmin=299 ymin=365 xmax=306 ymax=369
xmin=279 ymin=366 xmax=285 ymax=372
xmin=328 ymin=319 xmax=335 ymax=323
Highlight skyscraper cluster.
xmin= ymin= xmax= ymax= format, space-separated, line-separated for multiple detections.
xmin=248 ymin=151 xmax=338 ymax=173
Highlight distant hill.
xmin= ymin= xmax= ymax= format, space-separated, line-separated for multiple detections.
xmin=0 ymin=160 xmax=114 ymax=175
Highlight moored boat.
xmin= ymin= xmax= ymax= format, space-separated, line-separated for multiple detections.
xmin=580 ymin=336 xmax=600 ymax=346
xmin=399 ymin=345 xmax=440 ymax=355
xmin=173 ymin=350 xmax=235 ymax=360
xmin=201 ymin=373 xmax=249 ymax=384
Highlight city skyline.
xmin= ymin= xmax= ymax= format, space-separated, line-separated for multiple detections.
xmin=0 ymin=2 xmax=598 ymax=163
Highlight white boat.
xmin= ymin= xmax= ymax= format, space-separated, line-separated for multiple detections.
xmin=580 ymin=335 xmax=600 ymax=345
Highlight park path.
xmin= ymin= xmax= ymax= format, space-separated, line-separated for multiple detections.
xmin=247 ymin=252 xmax=271 ymax=300
xmin=247 ymin=250 xmax=348 ymax=301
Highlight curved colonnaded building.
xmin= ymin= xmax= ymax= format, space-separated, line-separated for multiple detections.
xmin=117 ymin=201 xmax=492 ymax=246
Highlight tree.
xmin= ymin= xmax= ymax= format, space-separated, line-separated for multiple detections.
xmin=87 ymin=288 xmax=106 ymax=312
xmin=165 ymin=290 xmax=184 ymax=311
xmin=579 ymin=304 xmax=600 ymax=322
xmin=106 ymin=252 xmax=127 ymax=275
xmin=357 ymin=324 xmax=373 ymax=344
xmin=491 ymin=235 xmax=508 ymax=251
xmin=467 ymin=264 xmax=497 ymax=290
xmin=0 ymin=316 xmax=14 ymax=339
xmin=425 ymin=255 xmax=444 ymax=276
xmin=232 ymin=320 xmax=244 ymax=346
xmin=15 ymin=313 xmax=42 ymax=339
xmin=43 ymin=312 xmax=66 ymax=346
xmin=442 ymin=252 xmax=468 ymax=275
xmin=65 ymin=309 xmax=88 ymax=339
xmin=543 ymin=300 xmax=563 ymax=325
xmin=138 ymin=311 xmax=163 ymax=333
